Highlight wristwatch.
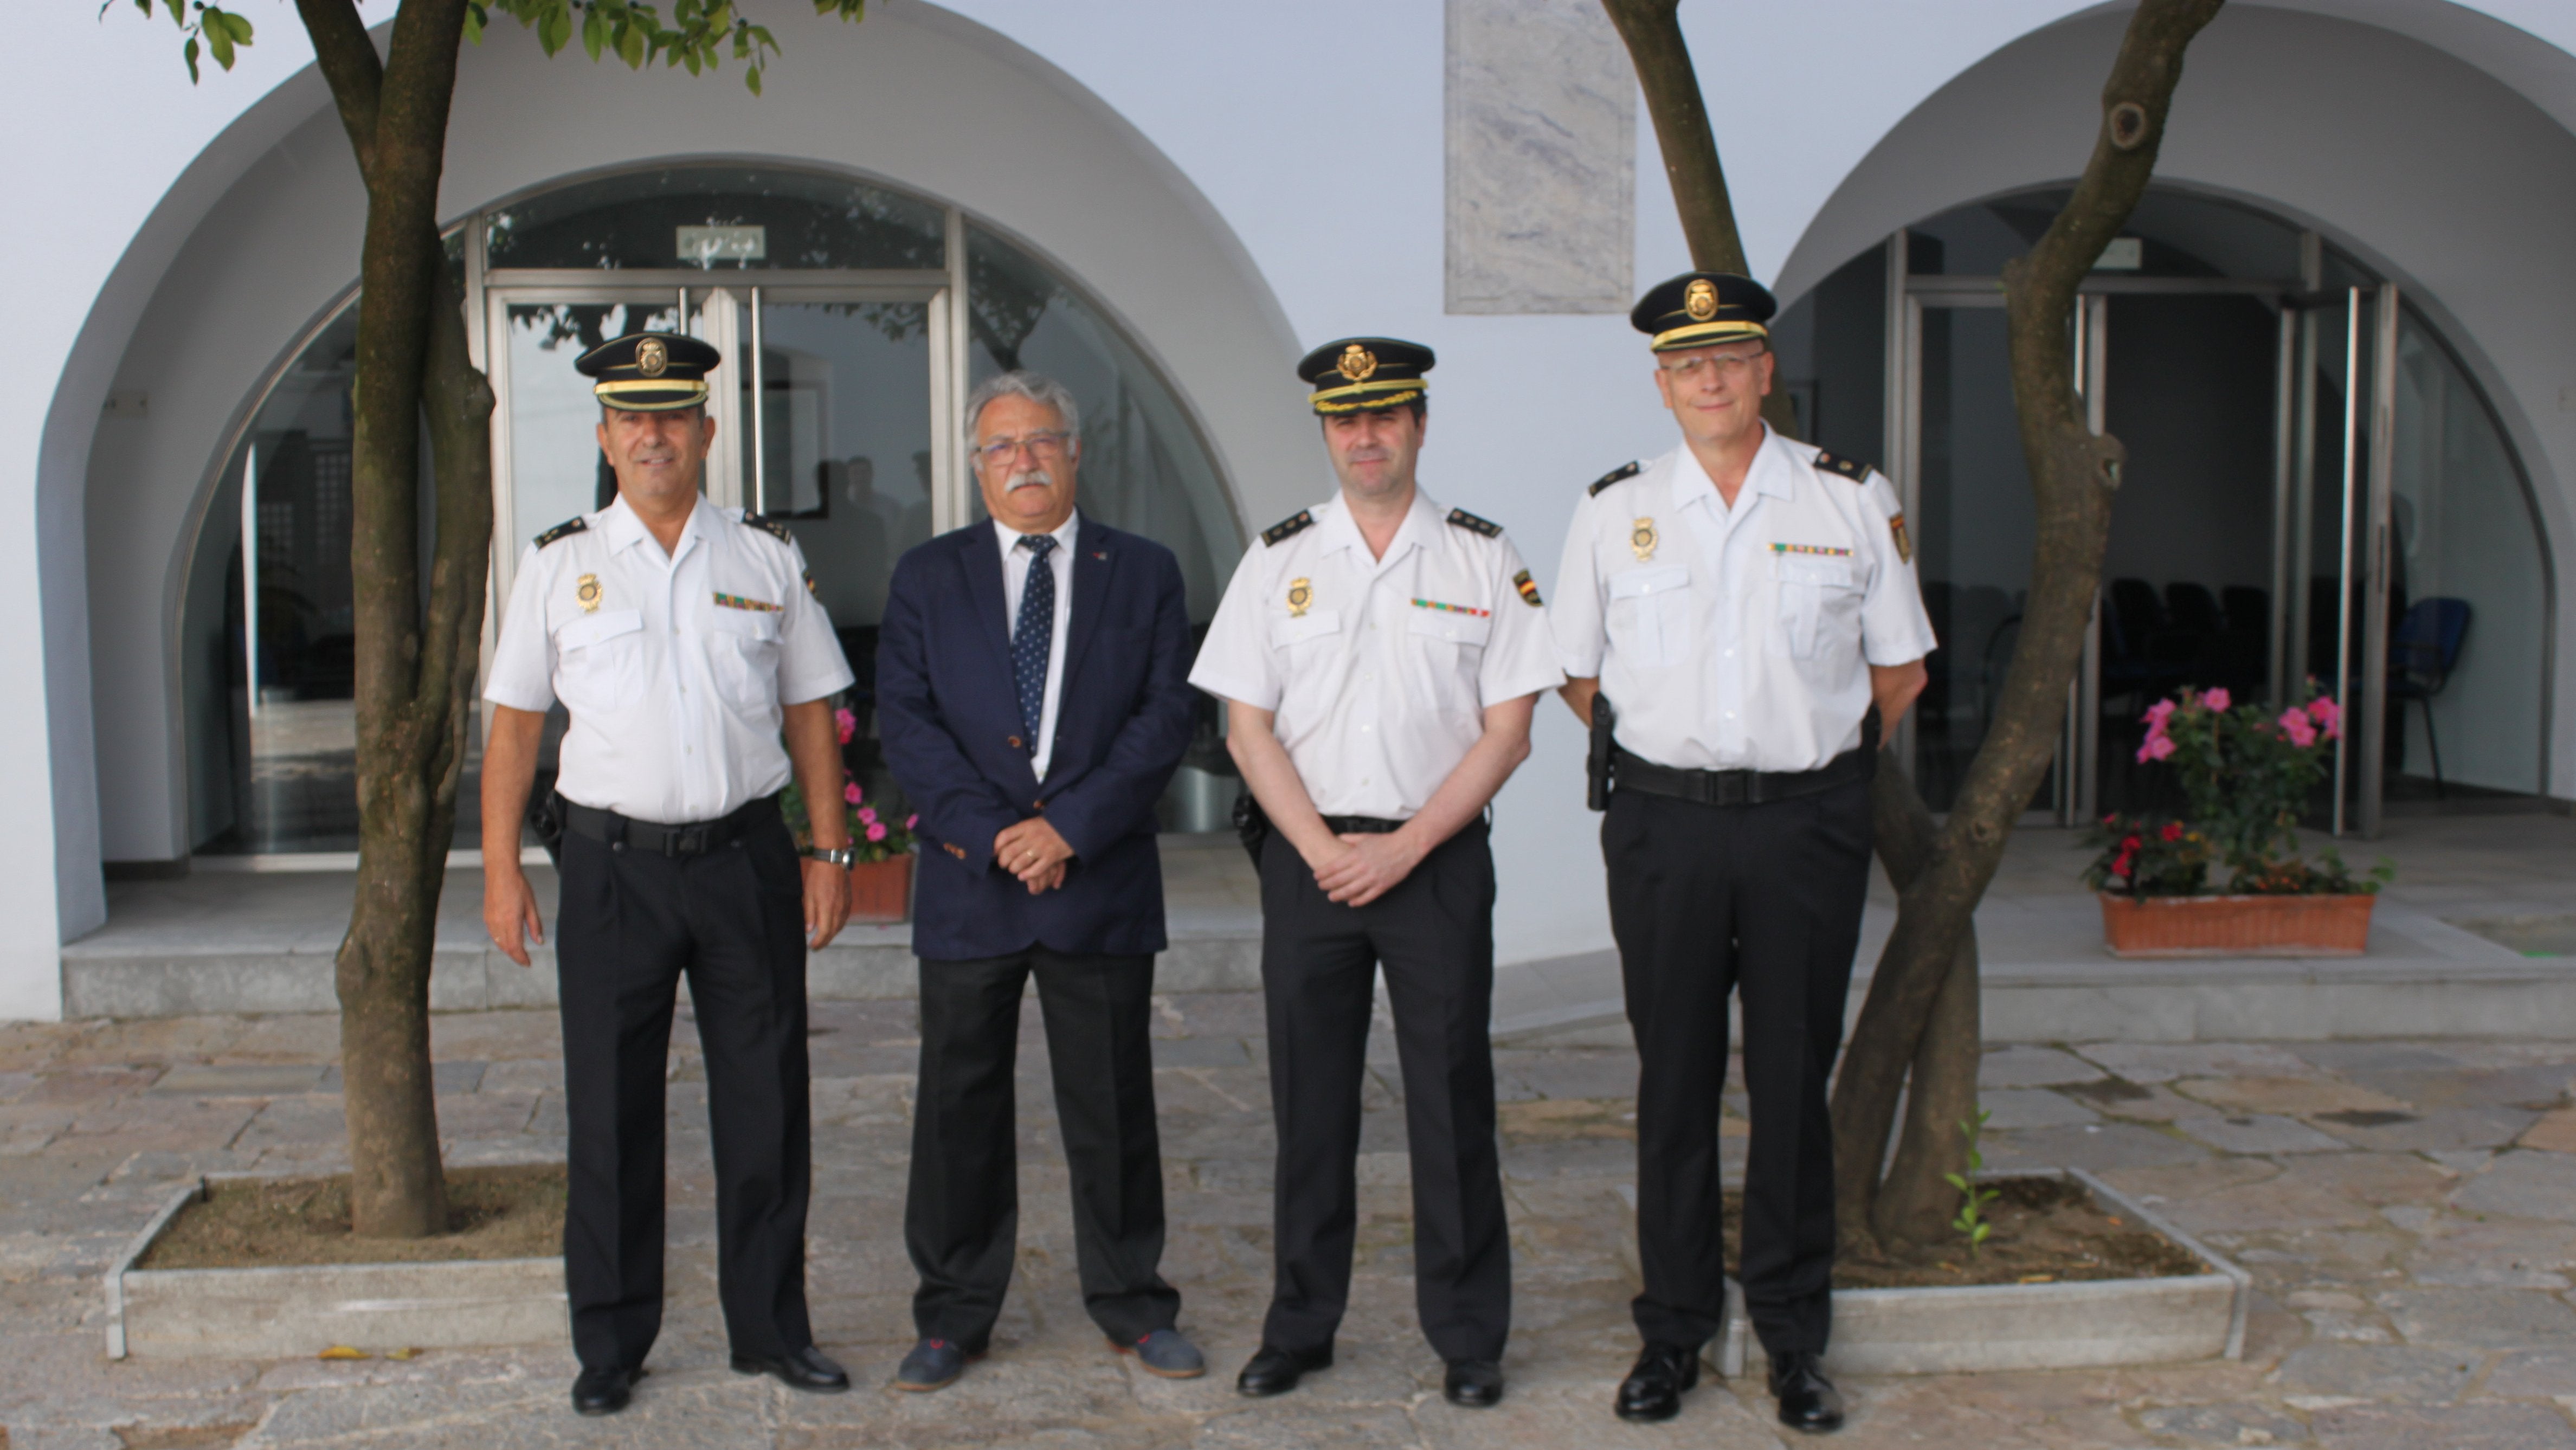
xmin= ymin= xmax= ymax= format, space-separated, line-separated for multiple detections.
xmin=801 ymin=844 xmax=859 ymax=868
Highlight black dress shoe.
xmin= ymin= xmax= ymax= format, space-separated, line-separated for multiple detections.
xmin=730 ymin=1344 xmax=852 ymax=1394
xmin=1443 ymin=1358 xmax=1504 ymax=1408
xmin=1235 ymin=1344 xmax=1332 ymax=1397
xmin=1615 ymin=1341 xmax=1700 ymax=1422
xmin=571 ymin=1364 xmax=643 ymax=1416
xmin=1768 ymin=1351 xmax=1846 ymax=1434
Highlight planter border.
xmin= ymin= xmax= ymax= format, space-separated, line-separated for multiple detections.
xmin=104 ymin=1168 xmax=570 ymax=1361
xmin=1715 ymin=1167 xmax=2248 ymax=1378
xmin=104 ymin=1180 xmax=202 ymax=1359
xmin=2099 ymin=891 xmax=2376 ymax=958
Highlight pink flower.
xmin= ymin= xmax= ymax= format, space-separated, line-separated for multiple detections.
xmin=843 ymin=781 xmax=863 ymax=806
xmin=858 ymin=806 xmax=878 ymax=824
xmin=905 ymin=814 xmax=919 ymax=830
xmin=2278 ymin=708 xmax=2317 ymax=747
xmin=2136 ymin=733 xmax=2176 ymax=764
xmin=2144 ymin=699 xmax=2177 ymax=729
xmin=866 ymin=821 xmax=888 ymax=843
xmin=2307 ymin=695 xmax=2342 ymax=739
xmin=834 ymin=707 xmax=858 ymax=745
xmin=2203 ymin=687 xmax=2231 ymax=713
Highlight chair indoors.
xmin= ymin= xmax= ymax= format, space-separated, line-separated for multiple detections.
xmin=2387 ymin=597 xmax=2472 ymax=798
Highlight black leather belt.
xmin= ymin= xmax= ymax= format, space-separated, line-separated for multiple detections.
xmin=1321 ymin=815 xmax=1404 ymax=835
xmin=1611 ymin=746 xmax=1870 ymax=808
xmin=562 ymin=795 xmax=778 ymax=857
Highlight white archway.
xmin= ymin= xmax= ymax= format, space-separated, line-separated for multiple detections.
xmin=1773 ymin=2 xmax=2576 ymax=800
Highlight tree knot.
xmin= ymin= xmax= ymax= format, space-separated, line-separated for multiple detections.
xmin=2108 ymin=101 xmax=2149 ymax=151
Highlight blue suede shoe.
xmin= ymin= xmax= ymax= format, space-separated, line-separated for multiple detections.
xmin=1113 ymin=1327 xmax=1207 ymax=1379
xmin=893 ymin=1337 xmax=976 ymax=1393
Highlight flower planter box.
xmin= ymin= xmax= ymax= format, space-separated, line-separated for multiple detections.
xmin=105 ymin=1178 xmax=566 ymax=1360
xmin=1716 ymin=1168 xmax=2248 ymax=1377
xmin=2100 ymin=891 xmax=2375 ymax=958
xmin=848 ymin=852 xmax=915 ymax=924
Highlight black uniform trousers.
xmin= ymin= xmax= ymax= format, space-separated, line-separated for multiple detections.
xmin=1257 ymin=820 xmax=1510 ymax=1364
xmin=555 ymin=807 xmax=815 ymax=1373
xmin=904 ymin=946 xmax=1180 ymax=1349
xmin=1604 ymin=774 xmax=1872 ymax=1359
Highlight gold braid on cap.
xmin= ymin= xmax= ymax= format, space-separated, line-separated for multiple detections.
xmin=1310 ymin=379 xmax=1426 ymax=415
xmin=1650 ymin=319 xmax=1769 ymax=353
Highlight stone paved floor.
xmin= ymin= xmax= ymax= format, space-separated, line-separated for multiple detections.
xmin=2 ymin=998 xmax=2573 ymax=1447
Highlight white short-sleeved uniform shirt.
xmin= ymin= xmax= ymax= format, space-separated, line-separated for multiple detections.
xmin=1190 ymin=489 xmax=1564 ymax=820
xmin=485 ymin=494 xmax=855 ymax=824
xmin=1550 ymin=427 xmax=1936 ymax=774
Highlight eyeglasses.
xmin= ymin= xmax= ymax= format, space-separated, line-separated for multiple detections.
xmin=1658 ymin=352 xmax=1764 ymax=384
xmin=974 ymin=431 xmax=1072 ymax=466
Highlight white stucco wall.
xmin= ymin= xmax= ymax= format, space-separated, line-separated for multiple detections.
xmin=11 ymin=0 xmax=2576 ymax=1017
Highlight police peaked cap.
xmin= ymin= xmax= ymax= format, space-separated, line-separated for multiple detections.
xmin=1631 ymin=272 xmax=1776 ymax=353
xmin=575 ymin=332 xmax=723 ymax=412
xmin=1297 ymin=337 xmax=1434 ymax=415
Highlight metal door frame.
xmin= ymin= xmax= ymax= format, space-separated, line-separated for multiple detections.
xmin=478 ymin=269 xmax=955 ymax=619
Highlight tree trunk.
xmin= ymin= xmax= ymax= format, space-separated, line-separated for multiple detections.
xmin=1826 ymin=0 xmax=2226 ymax=1254
xmin=300 ymin=0 xmax=493 ymax=1238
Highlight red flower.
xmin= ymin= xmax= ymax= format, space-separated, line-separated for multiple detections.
xmin=2160 ymin=822 xmax=2184 ymax=843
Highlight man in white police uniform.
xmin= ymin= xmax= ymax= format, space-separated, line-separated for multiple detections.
xmin=481 ymin=333 xmax=859 ymax=1416
xmin=1552 ymin=274 xmax=1933 ymax=1434
xmin=1191 ymin=338 xmax=1562 ymax=1409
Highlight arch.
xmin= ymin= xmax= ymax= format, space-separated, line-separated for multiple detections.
xmin=1771 ymin=2 xmax=2576 ymax=800
xmin=72 ymin=3 xmax=1309 ymax=869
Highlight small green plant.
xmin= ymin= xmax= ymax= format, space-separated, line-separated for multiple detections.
xmin=1943 ymin=1108 xmax=2000 ymax=1256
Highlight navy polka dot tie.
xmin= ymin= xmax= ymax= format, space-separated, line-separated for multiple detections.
xmin=1013 ymin=533 xmax=1057 ymax=753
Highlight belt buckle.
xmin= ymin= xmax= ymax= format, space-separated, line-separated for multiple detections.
xmin=1712 ymin=772 xmax=1750 ymax=808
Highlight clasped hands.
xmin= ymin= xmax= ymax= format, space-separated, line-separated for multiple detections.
xmin=1308 ymin=829 xmax=1427 ymax=908
xmin=994 ymin=816 xmax=1075 ymax=894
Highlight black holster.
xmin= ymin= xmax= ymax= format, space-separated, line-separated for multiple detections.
xmin=1232 ymin=791 xmax=1270 ymax=866
xmin=526 ymin=788 xmax=567 ymax=868
xmin=1586 ymin=695 xmax=1618 ymax=811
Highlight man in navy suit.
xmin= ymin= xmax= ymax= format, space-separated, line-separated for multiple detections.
xmin=875 ymin=371 xmax=1202 ymax=1390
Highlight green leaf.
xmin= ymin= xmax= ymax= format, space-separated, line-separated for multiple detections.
xmin=615 ymin=19 xmax=643 ymax=67
xmin=538 ymin=3 xmax=572 ymax=55
xmin=580 ymin=7 xmax=604 ymax=61
xmin=744 ymin=61 xmax=762 ymax=94
xmin=463 ymin=2 xmax=486 ymax=45
xmin=183 ymin=32 xmax=199 ymax=82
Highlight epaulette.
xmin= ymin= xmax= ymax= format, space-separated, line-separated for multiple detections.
xmin=533 ymin=517 xmax=588 ymax=549
xmin=1261 ymin=511 xmax=1315 ymax=547
xmin=739 ymin=511 xmax=795 ymax=544
xmin=1445 ymin=507 xmax=1502 ymax=538
xmin=1813 ymin=450 xmax=1875 ymax=484
xmin=1587 ymin=461 xmax=1642 ymax=496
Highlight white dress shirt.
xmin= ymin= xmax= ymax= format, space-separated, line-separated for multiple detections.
xmin=996 ymin=511 xmax=1079 ymax=781
xmin=1551 ymin=427 xmax=1936 ymax=774
xmin=1190 ymin=489 xmax=1564 ymax=820
xmin=485 ymin=494 xmax=854 ymax=823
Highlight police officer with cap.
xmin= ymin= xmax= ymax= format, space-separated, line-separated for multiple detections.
xmin=1190 ymin=339 xmax=1561 ymax=1408
xmin=481 ymin=332 xmax=860 ymax=1415
xmin=1550 ymin=275 xmax=1934 ymax=1434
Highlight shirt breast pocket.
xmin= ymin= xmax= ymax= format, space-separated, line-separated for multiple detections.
xmin=1769 ymin=555 xmax=1863 ymax=661
xmin=553 ymin=609 xmax=646 ymax=714
xmin=706 ymin=607 xmax=783 ymax=710
xmin=1406 ymin=608 xmax=1492 ymax=714
xmin=1607 ymin=565 xmax=1693 ymax=668
xmin=1268 ymin=609 xmax=1343 ymax=652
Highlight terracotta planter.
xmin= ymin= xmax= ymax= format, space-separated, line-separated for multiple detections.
xmin=2098 ymin=892 xmax=2375 ymax=958
xmin=848 ymin=853 xmax=915 ymax=924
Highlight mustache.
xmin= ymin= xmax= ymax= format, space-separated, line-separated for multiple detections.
xmin=1005 ymin=468 xmax=1054 ymax=492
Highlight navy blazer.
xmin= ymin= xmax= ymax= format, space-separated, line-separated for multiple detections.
xmin=876 ymin=518 xmax=1195 ymax=961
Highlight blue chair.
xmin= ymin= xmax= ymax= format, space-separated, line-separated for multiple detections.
xmin=2388 ymin=597 xmax=2472 ymax=797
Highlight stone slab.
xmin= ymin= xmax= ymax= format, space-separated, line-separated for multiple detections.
xmin=106 ymin=1179 xmax=566 ymax=1359
xmin=1714 ymin=1169 xmax=2246 ymax=1377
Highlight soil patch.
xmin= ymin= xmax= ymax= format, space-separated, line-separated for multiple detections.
xmin=1726 ymin=1175 xmax=2210 ymax=1290
xmin=138 ymin=1163 xmax=565 ymax=1269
